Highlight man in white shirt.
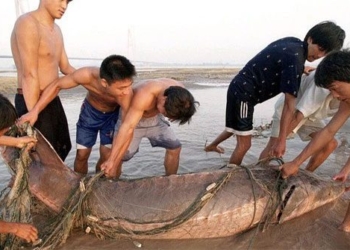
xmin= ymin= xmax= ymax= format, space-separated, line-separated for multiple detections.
xmin=259 ymin=70 xmax=340 ymax=171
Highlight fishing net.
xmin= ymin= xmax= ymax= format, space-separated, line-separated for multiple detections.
xmin=0 ymin=124 xmax=35 ymax=250
xmin=0 ymin=124 xmax=344 ymax=249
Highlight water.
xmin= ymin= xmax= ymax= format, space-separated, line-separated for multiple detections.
xmin=2 ymin=82 xmax=349 ymax=249
xmin=57 ymin=83 xmax=278 ymax=179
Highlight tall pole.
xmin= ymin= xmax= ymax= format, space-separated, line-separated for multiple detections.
xmin=14 ymin=0 xmax=31 ymax=17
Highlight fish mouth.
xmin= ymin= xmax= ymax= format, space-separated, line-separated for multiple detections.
xmin=277 ymin=185 xmax=296 ymax=222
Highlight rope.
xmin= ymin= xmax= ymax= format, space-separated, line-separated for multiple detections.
xmin=87 ymin=169 xmax=235 ymax=237
xmin=39 ymin=172 xmax=105 ymax=249
xmin=0 ymin=123 xmax=35 ymax=250
xmin=247 ymin=157 xmax=287 ymax=250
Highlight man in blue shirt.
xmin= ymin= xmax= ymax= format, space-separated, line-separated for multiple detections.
xmin=205 ymin=21 xmax=345 ymax=165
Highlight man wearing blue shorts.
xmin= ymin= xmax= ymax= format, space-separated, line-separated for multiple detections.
xmin=19 ymin=55 xmax=136 ymax=174
xmin=205 ymin=21 xmax=345 ymax=165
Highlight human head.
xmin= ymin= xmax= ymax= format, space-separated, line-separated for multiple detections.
xmin=315 ymin=49 xmax=350 ymax=89
xmin=0 ymin=94 xmax=17 ymax=135
xmin=304 ymin=21 xmax=345 ymax=61
xmin=163 ymin=86 xmax=199 ymax=125
xmin=40 ymin=0 xmax=73 ymax=19
xmin=100 ymin=55 xmax=136 ymax=85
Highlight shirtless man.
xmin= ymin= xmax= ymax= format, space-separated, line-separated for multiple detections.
xmin=101 ymin=78 xmax=199 ymax=179
xmin=19 ymin=55 xmax=136 ymax=175
xmin=0 ymin=94 xmax=38 ymax=244
xmin=11 ymin=0 xmax=75 ymax=161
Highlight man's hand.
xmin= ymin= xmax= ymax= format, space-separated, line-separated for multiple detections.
xmin=13 ymin=223 xmax=38 ymax=243
xmin=100 ymin=160 xmax=121 ymax=179
xmin=304 ymin=66 xmax=316 ymax=75
xmin=279 ymin=161 xmax=300 ymax=179
xmin=270 ymin=140 xmax=286 ymax=158
xmin=333 ymin=170 xmax=349 ymax=183
xmin=17 ymin=111 xmax=39 ymax=127
xmin=15 ymin=136 xmax=37 ymax=149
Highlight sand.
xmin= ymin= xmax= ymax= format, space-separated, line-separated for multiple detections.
xmin=0 ymin=67 xmax=240 ymax=95
xmin=0 ymin=76 xmax=18 ymax=95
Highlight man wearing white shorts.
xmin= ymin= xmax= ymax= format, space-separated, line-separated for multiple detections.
xmin=115 ymin=114 xmax=181 ymax=161
xmin=259 ymin=70 xmax=340 ymax=171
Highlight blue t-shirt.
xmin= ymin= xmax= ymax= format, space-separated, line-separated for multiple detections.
xmin=229 ymin=37 xmax=307 ymax=104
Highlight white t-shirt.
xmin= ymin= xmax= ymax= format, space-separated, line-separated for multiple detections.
xmin=271 ymin=70 xmax=339 ymax=137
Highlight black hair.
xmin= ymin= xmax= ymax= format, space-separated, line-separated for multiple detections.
xmin=304 ymin=21 xmax=345 ymax=53
xmin=0 ymin=93 xmax=17 ymax=131
xmin=100 ymin=55 xmax=136 ymax=85
xmin=163 ymin=86 xmax=199 ymax=125
xmin=315 ymin=48 xmax=350 ymax=88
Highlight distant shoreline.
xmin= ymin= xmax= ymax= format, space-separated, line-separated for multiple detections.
xmin=0 ymin=67 xmax=241 ymax=95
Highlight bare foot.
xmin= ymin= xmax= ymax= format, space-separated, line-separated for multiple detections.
xmin=338 ymin=224 xmax=350 ymax=232
xmin=204 ymin=144 xmax=225 ymax=154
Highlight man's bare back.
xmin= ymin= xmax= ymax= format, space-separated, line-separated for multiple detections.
xmin=133 ymin=78 xmax=184 ymax=118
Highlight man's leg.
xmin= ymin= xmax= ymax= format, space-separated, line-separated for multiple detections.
xmin=96 ymin=145 xmax=111 ymax=173
xmin=229 ymin=134 xmax=252 ymax=165
xmin=164 ymin=147 xmax=181 ymax=175
xmin=74 ymin=148 xmax=92 ymax=175
xmin=259 ymin=137 xmax=278 ymax=160
xmin=305 ymin=137 xmax=338 ymax=172
xmin=204 ymin=130 xmax=233 ymax=154
xmin=339 ymin=202 xmax=350 ymax=232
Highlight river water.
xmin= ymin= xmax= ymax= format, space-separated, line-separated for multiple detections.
xmin=1 ymin=81 xmax=350 ymax=249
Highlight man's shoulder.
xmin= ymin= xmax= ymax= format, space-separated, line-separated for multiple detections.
xmin=14 ymin=12 xmax=38 ymax=30
xmin=74 ymin=67 xmax=99 ymax=82
xmin=269 ymin=37 xmax=303 ymax=46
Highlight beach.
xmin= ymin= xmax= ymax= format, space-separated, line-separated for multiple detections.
xmin=0 ymin=67 xmax=240 ymax=94
xmin=1 ymin=68 xmax=350 ymax=249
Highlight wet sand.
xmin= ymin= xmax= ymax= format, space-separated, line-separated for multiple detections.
xmin=0 ymin=67 xmax=240 ymax=94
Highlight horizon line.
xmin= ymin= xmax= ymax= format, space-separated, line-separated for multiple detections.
xmin=0 ymin=55 xmax=243 ymax=66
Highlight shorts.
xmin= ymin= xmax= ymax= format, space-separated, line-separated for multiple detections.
xmin=15 ymin=94 xmax=71 ymax=161
xmin=270 ymin=118 xmax=324 ymax=141
xmin=115 ymin=114 xmax=181 ymax=161
xmin=76 ymin=99 xmax=119 ymax=149
xmin=225 ymin=89 xmax=254 ymax=135
xmin=297 ymin=120 xmax=325 ymax=141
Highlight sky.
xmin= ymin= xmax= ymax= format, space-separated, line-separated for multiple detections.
xmin=1 ymin=0 xmax=350 ymax=65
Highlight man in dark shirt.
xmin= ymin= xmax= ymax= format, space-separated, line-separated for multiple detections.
xmin=205 ymin=21 xmax=345 ymax=165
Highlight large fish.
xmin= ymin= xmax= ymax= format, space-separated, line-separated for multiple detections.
xmin=0 ymin=128 xmax=345 ymax=241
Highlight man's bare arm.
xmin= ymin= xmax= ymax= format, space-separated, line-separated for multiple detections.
xmin=272 ymin=93 xmax=296 ymax=157
xmin=14 ymin=16 xmax=41 ymax=111
xmin=293 ymin=102 xmax=350 ymax=165
xmin=101 ymin=90 xmax=149 ymax=178
xmin=288 ymin=110 xmax=305 ymax=134
xmin=19 ymin=68 xmax=93 ymax=125
xmin=0 ymin=221 xmax=38 ymax=243
xmin=58 ymin=27 xmax=75 ymax=75
xmin=280 ymin=101 xmax=350 ymax=178
xmin=101 ymin=105 xmax=144 ymax=178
